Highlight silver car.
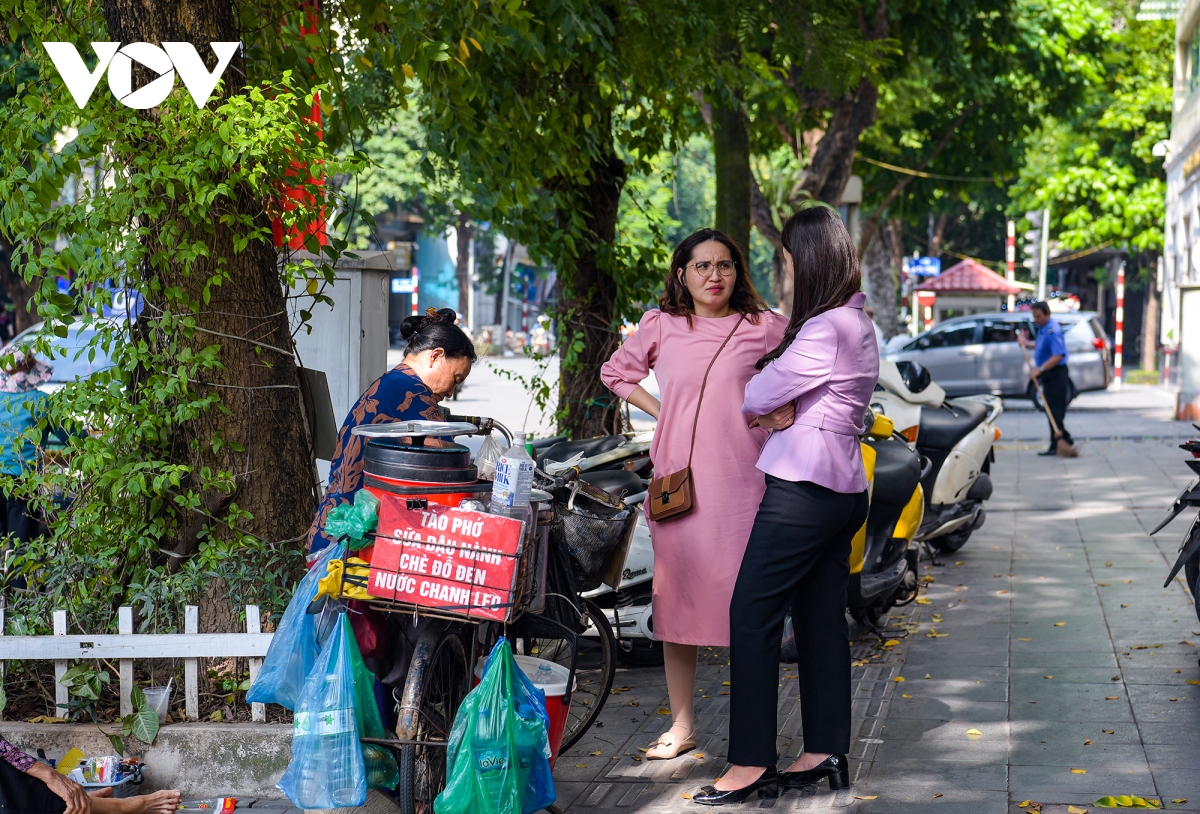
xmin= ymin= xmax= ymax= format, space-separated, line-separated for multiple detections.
xmin=884 ymin=311 xmax=1112 ymax=401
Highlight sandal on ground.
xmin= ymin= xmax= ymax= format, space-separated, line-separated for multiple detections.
xmin=646 ymin=730 xmax=697 ymax=760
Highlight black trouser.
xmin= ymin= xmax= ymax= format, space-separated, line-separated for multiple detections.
xmin=0 ymin=490 xmax=34 ymax=544
xmin=1040 ymin=365 xmax=1072 ymax=448
xmin=727 ymin=477 xmax=870 ymax=766
xmin=0 ymin=758 xmax=65 ymax=814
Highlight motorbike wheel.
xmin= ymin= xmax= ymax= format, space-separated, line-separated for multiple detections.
xmin=617 ymin=638 xmax=665 ymax=667
xmin=930 ymin=527 xmax=973 ymax=553
xmin=1186 ymin=549 xmax=1200 ymax=626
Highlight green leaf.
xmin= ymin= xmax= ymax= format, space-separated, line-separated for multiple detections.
xmin=129 ymin=685 xmax=147 ymax=711
xmin=102 ymin=728 xmax=125 ymax=756
xmin=126 ymin=706 xmax=159 ymax=744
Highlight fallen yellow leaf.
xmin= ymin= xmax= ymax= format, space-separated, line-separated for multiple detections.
xmin=1045 ymin=675 xmax=1054 ymax=679
xmin=854 ymin=795 xmax=878 ymax=800
xmin=694 ymin=753 xmax=705 ymax=759
xmin=894 ymin=676 xmax=906 ymax=682
xmin=902 ymin=693 xmax=913 ymax=698
xmin=590 ymin=750 xmax=602 ymax=755
xmin=883 ymin=639 xmax=900 ymax=647
xmin=1187 ymin=680 xmax=1200 ymax=686
xmin=1068 ymin=807 xmax=1088 ymax=814
xmin=925 ymin=673 xmax=932 ymax=679
xmin=966 ymin=728 xmax=983 ymax=736
xmin=1106 ymin=696 xmax=1119 ymax=700
xmin=926 ymin=627 xmax=949 ymax=638
xmin=25 ymin=716 xmax=66 ymax=724
xmin=1102 ymin=729 xmax=1114 ymax=734
xmin=1071 ymin=768 xmax=1087 ymax=774
xmin=682 ymin=793 xmax=692 ymax=799
xmin=637 ymin=747 xmax=648 ymax=753
xmin=1084 ymin=739 xmax=1091 ymax=745
xmin=1055 ymin=622 xmax=1067 ymax=627
xmin=575 ymin=763 xmax=587 ymax=768
xmin=1019 ymin=801 xmax=1032 ymax=808
xmin=1018 ymin=637 xmax=1033 ymax=641
xmin=934 ymin=793 xmax=944 ymax=798
xmin=915 ymin=597 xmax=931 ymax=605
xmin=932 ymin=615 xmax=945 ymax=623
xmin=629 ymin=701 xmax=640 ymax=707
xmin=1173 ymin=799 xmax=1188 ymax=804
xmin=722 ymin=681 xmax=730 ymax=686
xmin=657 ymin=708 xmax=671 ymax=714
xmin=955 ymin=561 xmax=964 ymax=565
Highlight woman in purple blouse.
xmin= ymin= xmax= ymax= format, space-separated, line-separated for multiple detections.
xmin=693 ymin=206 xmax=879 ymax=805
xmin=0 ymin=734 xmax=181 ymax=813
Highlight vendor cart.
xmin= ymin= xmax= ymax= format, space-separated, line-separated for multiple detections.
xmin=328 ymin=417 xmax=637 ymax=814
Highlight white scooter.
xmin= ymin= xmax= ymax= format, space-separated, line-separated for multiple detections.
xmin=870 ymin=359 xmax=1002 ymax=553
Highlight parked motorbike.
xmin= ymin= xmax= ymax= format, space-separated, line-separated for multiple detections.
xmin=1149 ymin=427 xmax=1200 ymax=626
xmin=869 ymin=359 xmax=1002 ymax=553
xmin=535 ymin=408 xmax=924 ymax=664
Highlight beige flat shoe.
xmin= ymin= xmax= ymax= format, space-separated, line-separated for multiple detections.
xmin=646 ymin=730 xmax=697 ymax=760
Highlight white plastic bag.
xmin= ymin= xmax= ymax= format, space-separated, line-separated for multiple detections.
xmin=476 ymin=433 xmax=504 ymax=480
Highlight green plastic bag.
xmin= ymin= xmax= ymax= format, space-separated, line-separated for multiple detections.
xmin=348 ymin=618 xmax=399 ymax=790
xmin=434 ymin=640 xmax=555 ymax=814
xmin=325 ymin=489 xmax=380 ymax=550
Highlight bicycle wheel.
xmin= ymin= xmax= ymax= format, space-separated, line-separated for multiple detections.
xmin=396 ymin=624 xmax=470 ymax=814
xmin=518 ymin=596 xmax=617 ymax=753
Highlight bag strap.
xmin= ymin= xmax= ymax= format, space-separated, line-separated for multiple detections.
xmin=685 ymin=314 xmax=746 ymax=470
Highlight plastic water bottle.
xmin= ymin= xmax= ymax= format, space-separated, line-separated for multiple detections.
xmin=515 ymin=702 xmax=543 ymax=794
xmin=490 ymin=432 xmax=534 ymax=519
xmin=471 ymin=707 xmax=509 ymax=810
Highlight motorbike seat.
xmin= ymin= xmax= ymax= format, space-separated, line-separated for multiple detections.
xmin=538 ymin=436 xmax=628 ymax=468
xmin=579 ymin=469 xmax=645 ymax=499
xmin=918 ymin=400 xmax=989 ymax=450
xmin=867 ymin=439 xmax=922 ymax=509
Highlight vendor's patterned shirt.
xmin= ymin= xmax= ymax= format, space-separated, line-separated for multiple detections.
xmin=307 ymin=364 xmax=444 ymax=554
xmin=0 ymin=737 xmax=34 ymax=772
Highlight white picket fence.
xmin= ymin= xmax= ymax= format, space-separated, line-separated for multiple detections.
xmin=0 ymin=605 xmax=275 ymax=722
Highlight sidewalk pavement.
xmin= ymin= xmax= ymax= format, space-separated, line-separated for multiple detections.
xmin=557 ymin=429 xmax=1200 ymax=812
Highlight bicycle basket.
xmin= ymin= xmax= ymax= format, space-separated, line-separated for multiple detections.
xmin=554 ymin=499 xmax=637 ymax=592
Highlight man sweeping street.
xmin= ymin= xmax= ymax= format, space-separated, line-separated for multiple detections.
xmin=1019 ymin=302 xmax=1074 ymax=456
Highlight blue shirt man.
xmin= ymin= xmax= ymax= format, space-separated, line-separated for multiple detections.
xmin=1034 ymin=316 xmax=1068 ymax=368
xmin=1019 ymin=302 xmax=1073 ymax=455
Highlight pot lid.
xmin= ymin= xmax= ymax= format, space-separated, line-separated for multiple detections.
xmin=352 ymin=420 xmax=479 ymax=439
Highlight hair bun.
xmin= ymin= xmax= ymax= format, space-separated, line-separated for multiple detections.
xmin=399 ymin=308 xmax=460 ymax=340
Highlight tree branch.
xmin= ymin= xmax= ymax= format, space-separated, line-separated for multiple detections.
xmin=858 ymin=103 xmax=978 ymax=254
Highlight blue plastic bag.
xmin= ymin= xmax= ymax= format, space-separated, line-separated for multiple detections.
xmin=277 ymin=611 xmax=368 ymax=809
xmin=434 ymin=639 xmax=555 ymax=814
xmin=247 ymin=542 xmax=344 ymax=710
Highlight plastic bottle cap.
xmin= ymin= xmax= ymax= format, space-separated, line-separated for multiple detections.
xmin=538 ymin=664 xmax=551 ymax=671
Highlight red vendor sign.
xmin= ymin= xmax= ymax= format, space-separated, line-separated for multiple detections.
xmin=366 ymin=496 xmax=526 ymax=622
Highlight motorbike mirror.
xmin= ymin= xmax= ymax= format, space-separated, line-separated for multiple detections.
xmin=895 ymin=360 xmax=932 ymax=394
xmin=867 ymin=413 xmax=895 ymax=441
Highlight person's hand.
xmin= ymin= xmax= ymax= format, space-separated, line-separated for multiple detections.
xmin=754 ymin=402 xmax=796 ymax=431
xmin=28 ymin=762 xmax=90 ymax=814
xmin=1017 ymin=329 xmax=1033 ymax=349
xmin=1029 ymin=366 xmax=1041 ymax=380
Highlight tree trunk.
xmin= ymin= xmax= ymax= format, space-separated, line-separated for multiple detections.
xmin=0 ymin=235 xmax=38 ymax=333
xmin=712 ymin=98 xmax=751 ymax=256
xmin=799 ymin=78 xmax=880 ymax=205
xmin=749 ymin=177 xmax=790 ymax=315
xmin=455 ymin=214 xmax=474 ymax=321
xmin=861 ymin=230 xmax=905 ymax=339
xmin=928 ymin=211 xmax=949 ymax=258
xmin=1143 ymin=284 xmax=1159 ymax=372
xmin=101 ymin=0 xmax=317 ymax=632
xmin=558 ymin=143 xmax=626 ymax=439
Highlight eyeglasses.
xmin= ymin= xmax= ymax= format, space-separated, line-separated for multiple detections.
xmin=687 ymin=260 xmax=736 ymax=278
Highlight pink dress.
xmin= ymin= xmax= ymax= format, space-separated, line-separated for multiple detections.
xmin=601 ymin=309 xmax=789 ymax=646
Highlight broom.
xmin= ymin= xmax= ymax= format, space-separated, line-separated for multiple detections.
xmin=1018 ymin=338 xmax=1078 ymax=458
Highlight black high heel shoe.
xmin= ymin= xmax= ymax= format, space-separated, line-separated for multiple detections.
xmin=691 ymin=766 xmax=780 ymax=806
xmin=779 ymin=754 xmax=850 ymax=790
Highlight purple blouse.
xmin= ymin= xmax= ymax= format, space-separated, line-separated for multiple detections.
xmin=0 ymin=736 xmax=35 ymax=772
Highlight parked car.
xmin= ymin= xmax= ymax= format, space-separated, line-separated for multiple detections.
xmin=4 ymin=321 xmax=116 ymax=392
xmin=884 ymin=311 xmax=1112 ymax=401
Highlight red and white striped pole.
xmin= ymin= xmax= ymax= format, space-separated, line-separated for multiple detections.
xmin=1006 ymin=220 xmax=1016 ymax=312
xmin=1114 ymin=261 xmax=1125 ymax=388
xmin=410 ymin=266 xmax=420 ymax=316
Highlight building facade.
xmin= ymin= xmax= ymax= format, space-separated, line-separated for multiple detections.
xmin=1163 ymin=0 xmax=1200 ymax=418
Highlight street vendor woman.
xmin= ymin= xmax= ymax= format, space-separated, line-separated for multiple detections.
xmin=0 ymin=734 xmax=181 ymax=813
xmin=307 ymin=307 xmax=477 ymax=555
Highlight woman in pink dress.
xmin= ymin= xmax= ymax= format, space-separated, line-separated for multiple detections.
xmin=601 ymin=229 xmax=792 ymax=759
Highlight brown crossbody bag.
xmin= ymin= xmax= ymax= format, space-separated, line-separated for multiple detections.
xmin=645 ymin=314 xmax=745 ymax=522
